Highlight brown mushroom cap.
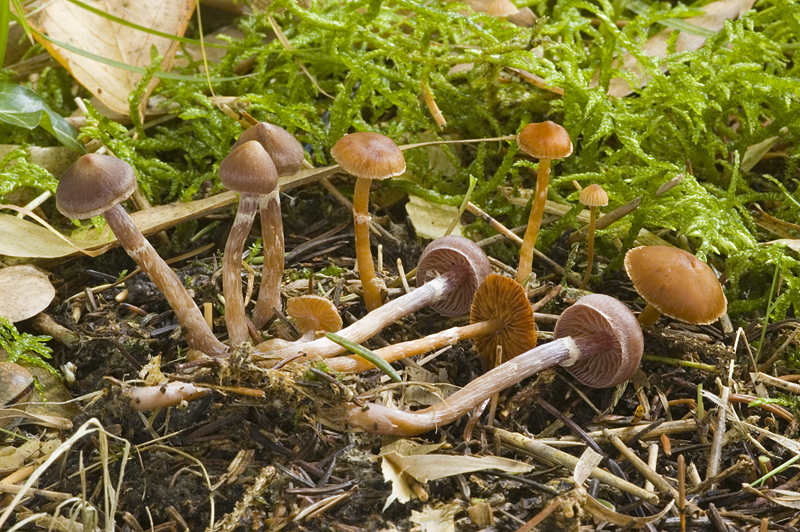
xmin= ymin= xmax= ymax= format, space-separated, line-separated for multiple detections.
xmin=579 ymin=184 xmax=609 ymax=207
xmin=416 ymin=235 xmax=492 ymax=317
xmin=330 ymin=132 xmax=406 ymax=180
xmin=56 ymin=154 xmax=136 ymax=219
xmin=219 ymin=141 xmax=279 ymax=195
xmin=470 ymin=274 xmax=537 ymax=366
xmin=624 ymin=246 xmax=727 ymax=325
xmin=554 ymin=294 xmax=643 ymax=388
xmin=232 ymin=122 xmax=305 ymax=176
xmin=286 ymin=295 xmax=343 ymax=336
xmin=517 ymin=121 xmax=573 ymax=160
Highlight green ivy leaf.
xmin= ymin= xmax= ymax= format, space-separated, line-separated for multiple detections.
xmin=0 ymin=83 xmax=86 ymax=153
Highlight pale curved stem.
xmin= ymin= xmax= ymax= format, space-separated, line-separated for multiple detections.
xmin=516 ymin=159 xmax=551 ymax=286
xmin=353 ymin=177 xmax=383 ymax=311
xmin=327 ymin=320 xmax=501 ymax=373
xmin=223 ymin=193 xmax=259 ymax=347
xmin=104 ymin=205 xmax=228 ymax=357
xmin=252 ymin=190 xmax=284 ymax=328
xmin=255 ymin=271 xmax=463 ymax=363
xmin=580 ymin=205 xmax=597 ymax=290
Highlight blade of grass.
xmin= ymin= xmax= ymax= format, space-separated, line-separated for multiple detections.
xmin=325 ymin=332 xmax=402 ymax=382
xmin=0 ymin=1 xmax=9 ymax=67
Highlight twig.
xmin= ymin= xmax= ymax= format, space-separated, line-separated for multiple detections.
xmin=604 ymin=429 xmax=679 ymax=500
xmin=706 ymin=386 xmax=730 ymax=484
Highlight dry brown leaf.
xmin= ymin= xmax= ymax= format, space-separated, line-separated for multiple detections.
xmin=595 ymin=0 xmax=756 ymax=97
xmin=0 ymin=265 xmax=55 ymax=322
xmin=29 ymin=0 xmax=195 ymax=115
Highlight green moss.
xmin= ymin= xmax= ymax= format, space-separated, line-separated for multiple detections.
xmin=0 ymin=317 xmax=58 ymax=376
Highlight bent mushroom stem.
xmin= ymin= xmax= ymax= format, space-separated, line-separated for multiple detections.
xmin=223 ymin=194 xmax=260 ymax=346
xmin=637 ymin=304 xmax=663 ymax=326
xmin=516 ymin=159 xmax=551 ymax=286
xmin=353 ymin=177 xmax=383 ymax=311
xmin=256 ymin=270 xmax=465 ymax=363
xmin=252 ymin=190 xmax=283 ymax=328
xmin=347 ymin=334 xmax=613 ymax=436
xmin=105 ymin=205 xmax=229 ymax=357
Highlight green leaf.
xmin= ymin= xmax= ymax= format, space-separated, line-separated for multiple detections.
xmin=0 ymin=83 xmax=86 ymax=153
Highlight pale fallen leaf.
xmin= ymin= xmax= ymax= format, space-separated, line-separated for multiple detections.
xmin=406 ymin=195 xmax=463 ymax=240
xmin=410 ymin=503 xmax=461 ymax=532
xmin=573 ymin=448 xmax=603 ymax=486
xmin=0 ymin=437 xmax=61 ymax=474
xmin=584 ymin=493 xmax=674 ymax=527
xmin=383 ymin=450 xmax=533 ymax=483
xmin=594 ymin=0 xmax=757 ymax=97
xmin=755 ymin=487 xmax=800 ymax=510
xmin=0 ymin=145 xmax=79 ymax=177
xmin=0 ymin=265 xmax=55 ymax=322
xmin=741 ymin=135 xmax=781 ymax=172
xmin=30 ymin=0 xmax=195 ymax=115
xmin=381 ymin=452 xmax=415 ymax=509
xmin=765 ymin=239 xmax=800 ymax=253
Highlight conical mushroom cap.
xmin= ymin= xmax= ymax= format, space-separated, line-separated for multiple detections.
xmin=56 ymin=154 xmax=136 ymax=219
xmin=579 ymin=184 xmax=608 ymax=207
xmin=219 ymin=141 xmax=278 ymax=195
xmin=624 ymin=246 xmax=727 ymax=325
xmin=232 ymin=122 xmax=305 ymax=176
xmin=470 ymin=274 xmax=537 ymax=367
xmin=517 ymin=121 xmax=573 ymax=160
xmin=287 ymin=295 xmax=342 ymax=336
xmin=331 ymin=132 xmax=406 ymax=180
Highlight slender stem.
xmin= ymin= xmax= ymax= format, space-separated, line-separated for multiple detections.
xmin=353 ymin=177 xmax=383 ymax=311
xmin=252 ymin=190 xmax=283 ymax=328
xmin=256 ymin=271 xmax=463 ymax=363
xmin=104 ymin=205 xmax=228 ymax=357
xmin=580 ymin=205 xmax=597 ymax=290
xmin=224 ymin=193 xmax=259 ymax=346
xmin=516 ymin=159 xmax=551 ymax=286
xmin=347 ymin=336 xmax=579 ymax=436
xmin=327 ymin=320 xmax=502 ymax=373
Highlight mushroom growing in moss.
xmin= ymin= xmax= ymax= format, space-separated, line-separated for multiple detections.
xmin=515 ymin=121 xmax=573 ymax=287
xmin=624 ymin=245 xmax=727 ymax=326
xmin=331 ymin=132 xmax=406 ymax=311
xmin=578 ymin=184 xmax=609 ymax=290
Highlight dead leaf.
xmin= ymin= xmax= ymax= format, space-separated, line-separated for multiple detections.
xmin=573 ymin=448 xmax=603 ymax=486
xmin=382 ymin=450 xmax=533 ymax=483
xmin=0 ymin=145 xmax=79 ymax=177
xmin=29 ymin=0 xmax=195 ymax=115
xmin=741 ymin=134 xmax=782 ymax=172
xmin=410 ymin=503 xmax=461 ymax=532
xmin=405 ymin=195 xmax=463 ymax=240
xmin=594 ymin=0 xmax=757 ymax=97
xmin=0 ymin=265 xmax=55 ymax=322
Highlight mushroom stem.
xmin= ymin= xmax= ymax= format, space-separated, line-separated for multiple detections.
xmin=516 ymin=159 xmax=551 ymax=286
xmin=580 ymin=204 xmax=597 ymax=290
xmin=347 ymin=333 xmax=614 ymax=436
xmin=353 ymin=177 xmax=383 ymax=311
xmin=252 ymin=190 xmax=283 ymax=328
xmin=637 ymin=303 xmax=662 ymax=326
xmin=104 ymin=205 xmax=228 ymax=357
xmin=327 ymin=320 xmax=503 ymax=374
xmin=223 ymin=193 xmax=259 ymax=346
xmin=256 ymin=269 xmax=466 ymax=363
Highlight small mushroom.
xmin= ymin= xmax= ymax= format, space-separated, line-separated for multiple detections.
xmin=286 ymin=295 xmax=342 ymax=342
xmin=233 ymin=123 xmax=306 ymax=328
xmin=331 ymin=132 xmax=406 ymax=311
xmin=346 ymin=294 xmax=642 ymax=435
xmin=487 ymin=0 xmax=519 ymax=17
xmin=256 ymin=235 xmax=491 ymax=362
xmin=624 ymin=245 xmax=727 ymax=326
xmin=515 ymin=121 xmax=573 ymax=286
xmin=327 ymin=274 xmax=535 ymax=373
xmin=219 ymin=141 xmax=278 ymax=346
xmin=56 ymin=154 xmax=227 ymax=357
xmin=578 ymin=184 xmax=609 ymax=290
xmin=0 ymin=362 xmax=35 ymax=429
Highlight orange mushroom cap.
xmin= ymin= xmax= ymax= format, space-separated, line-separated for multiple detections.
xmin=624 ymin=246 xmax=727 ymax=325
xmin=330 ymin=132 xmax=406 ymax=181
xmin=470 ymin=274 xmax=537 ymax=367
xmin=286 ymin=295 xmax=343 ymax=336
xmin=517 ymin=121 xmax=573 ymax=160
xmin=579 ymin=184 xmax=609 ymax=207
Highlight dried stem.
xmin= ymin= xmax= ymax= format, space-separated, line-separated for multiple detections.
xmin=223 ymin=194 xmax=259 ymax=346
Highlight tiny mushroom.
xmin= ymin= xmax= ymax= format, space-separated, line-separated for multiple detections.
xmin=56 ymin=154 xmax=227 ymax=357
xmin=624 ymin=245 xmax=727 ymax=326
xmin=219 ymin=140 xmax=279 ymax=346
xmin=233 ymin=122 xmax=306 ymax=328
xmin=327 ymin=273 xmax=535 ymax=374
xmin=578 ymin=184 xmax=609 ymax=290
xmin=286 ymin=295 xmax=343 ymax=342
xmin=256 ymin=235 xmax=491 ymax=363
xmin=346 ymin=294 xmax=642 ymax=436
xmin=487 ymin=0 xmax=519 ymax=17
xmin=331 ymin=132 xmax=406 ymax=311
xmin=515 ymin=121 xmax=573 ymax=287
